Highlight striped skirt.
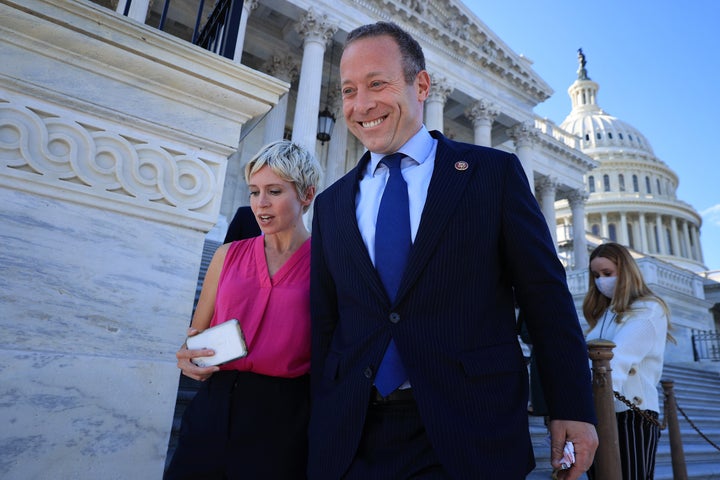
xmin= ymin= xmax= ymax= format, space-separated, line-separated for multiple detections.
xmin=588 ymin=409 xmax=661 ymax=480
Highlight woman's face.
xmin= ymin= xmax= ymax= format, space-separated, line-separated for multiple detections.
xmin=248 ymin=166 xmax=309 ymax=235
xmin=590 ymin=256 xmax=617 ymax=279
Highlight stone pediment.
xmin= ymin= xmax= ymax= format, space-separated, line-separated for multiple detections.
xmin=358 ymin=0 xmax=552 ymax=102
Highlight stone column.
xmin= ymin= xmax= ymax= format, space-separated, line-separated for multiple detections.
xmin=325 ymin=89 xmax=348 ymax=188
xmin=232 ymin=0 xmax=258 ymax=63
xmin=656 ymin=214 xmax=666 ymax=255
xmin=263 ymin=54 xmax=299 ymax=144
xmin=619 ymin=211 xmax=628 ymax=245
xmin=537 ymin=177 xmax=559 ymax=247
xmin=568 ymin=190 xmax=589 ymax=269
xmin=508 ymin=122 xmax=538 ymax=194
xmin=639 ymin=212 xmax=649 ymax=253
xmin=424 ymin=75 xmax=452 ymax=133
xmin=291 ymin=8 xmax=337 ymax=153
xmin=682 ymin=220 xmax=691 ymax=259
xmin=115 ymin=0 xmax=150 ymax=23
xmin=690 ymin=225 xmax=702 ymax=262
xmin=601 ymin=212 xmax=609 ymax=239
xmin=465 ymin=99 xmax=499 ymax=147
xmin=671 ymin=217 xmax=681 ymax=257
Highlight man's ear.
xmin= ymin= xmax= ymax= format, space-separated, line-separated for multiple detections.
xmin=415 ymin=70 xmax=431 ymax=102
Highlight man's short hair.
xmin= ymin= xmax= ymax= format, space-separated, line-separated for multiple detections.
xmin=345 ymin=21 xmax=425 ymax=84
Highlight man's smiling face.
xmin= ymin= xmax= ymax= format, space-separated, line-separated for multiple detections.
xmin=340 ymin=35 xmax=430 ymax=154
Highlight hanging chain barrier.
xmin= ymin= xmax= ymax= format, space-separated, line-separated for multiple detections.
xmin=613 ymin=389 xmax=720 ymax=452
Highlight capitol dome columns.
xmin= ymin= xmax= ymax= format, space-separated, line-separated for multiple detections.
xmin=568 ymin=190 xmax=589 ymax=269
xmin=425 ymin=75 xmax=453 ymax=132
xmin=619 ymin=211 xmax=629 ymax=245
xmin=292 ymin=8 xmax=337 ymax=152
xmin=656 ymin=215 xmax=667 ymax=255
xmin=671 ymin=218 xmax=681 ymax=257
xmin=466 ymin=100 xmax=499 ymax=147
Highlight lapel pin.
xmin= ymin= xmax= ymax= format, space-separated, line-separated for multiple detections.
xmin=454 ymin=161 xmax=468 ymax=171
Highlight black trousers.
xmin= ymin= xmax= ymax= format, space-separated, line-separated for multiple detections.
xmin=342 ymin=391 xmax=451 ymax=480
xmin=588 ymin=409 xmax=660 ymax=480
xmin=164 ymin=371 xmax=310 ymax=480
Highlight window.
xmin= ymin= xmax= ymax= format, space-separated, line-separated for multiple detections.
xmin=592 ymin=224 xmax=600 ymax=236
xmin=585 ymin=133 xmax=590 ymax=141
xmin=619 ymin=133 xmax=624 ymax=140
xmin=603 ymin=174 xmax=610 ymax=192
xmin=608 ymin=132 xmax=613 ymax=139
xmin=632 ymin=175 xmax=639 ymax=192
xmin=619 ymin=174 xmax=625 ymax=191
xmin=629 ymin=134 xmax=634 ymax=141
xmin=666 ymin=229 xmax=673 ymax=255
xmin=627 ymin=224 xmax=634 ymax=248
xmin=645 ymin=176 xmax=652 ymax=194
xmin=656 ymin=179 xmax=662 ymax=195
xmin=596 ymin=132 xmax=602 ymax=140
xmin=609 ymin=224 xmax=617 ymax=241
xmin=588 ymin=176 xmax=596 ymax=193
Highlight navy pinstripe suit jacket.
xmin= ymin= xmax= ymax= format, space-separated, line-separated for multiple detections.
xmin=308 ymin=131 xmax=596 ymax=479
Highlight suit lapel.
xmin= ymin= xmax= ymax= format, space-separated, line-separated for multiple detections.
xmin=396 ymin=134 xmax=475 ymax=302
xmin=335 ymin=152 xmax=390 ymax=303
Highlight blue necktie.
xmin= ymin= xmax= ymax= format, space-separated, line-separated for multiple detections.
xmin=374 ymin=153 xmax=410 ymax=396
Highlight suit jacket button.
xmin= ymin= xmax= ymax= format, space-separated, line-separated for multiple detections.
xmin=364 ymin=367 xmax=373 ymax=379
xmin=389 ymin=312 xmax=400 ymax=324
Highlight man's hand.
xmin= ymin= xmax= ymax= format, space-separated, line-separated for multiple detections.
xmin=548 ymin=419 xmax=598 ymax=480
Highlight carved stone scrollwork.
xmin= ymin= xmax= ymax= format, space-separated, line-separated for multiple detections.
xmin=1 ymin=101 xmax=217 ymax=211
xmin=445 ymin=14 xmax=470 ymax=40
xmin=536 ymin=176 xmax=559 ymax=196
xmin=428 ymin=75 xmax=453 ymax=103
xmin=296 ymin=7 xmax=338 ymax=45
xmin=264 ymin=54 xmax=299 ymax=83
xmin=567 ymin=189 xmax=590 ymax=207
xmin=465 ymin=99 xmax=499 ymax=126
xmin=507 ymin=121 xmax=539 ymax=147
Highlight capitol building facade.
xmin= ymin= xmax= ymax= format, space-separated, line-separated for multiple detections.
xmin=1 ymin=0 xmax=718 ymax=477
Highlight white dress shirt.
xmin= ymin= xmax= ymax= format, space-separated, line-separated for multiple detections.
xmin=356 ymin=125 xmax=437 ymax=264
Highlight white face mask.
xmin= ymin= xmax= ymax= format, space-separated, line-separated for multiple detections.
xmin=595 ymin=276 xmax=617 ymax=299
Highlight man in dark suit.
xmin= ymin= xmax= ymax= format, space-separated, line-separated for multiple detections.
xmin=309 ymin=22 xmax=598 ymax=479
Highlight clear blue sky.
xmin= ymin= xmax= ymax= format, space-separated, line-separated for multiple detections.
xmin=464 ymin=0 xmax=720 ymax=272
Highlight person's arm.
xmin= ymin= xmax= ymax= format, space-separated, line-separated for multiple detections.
xmin=496 ymin=153 xmax=598 ymax=474
xmin=175 ymin=244 xmax=230 ymax=381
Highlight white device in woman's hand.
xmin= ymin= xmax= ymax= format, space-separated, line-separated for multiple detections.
xmin=186 ymin=319 xmax=248 ymax=367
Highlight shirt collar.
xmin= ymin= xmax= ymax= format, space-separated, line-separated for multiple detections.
xmin=368 ymin=125 xmax=434 ymax=175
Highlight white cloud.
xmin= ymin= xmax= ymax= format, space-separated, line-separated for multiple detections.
xmin=700 ymin=204 xmax=720 ymax=226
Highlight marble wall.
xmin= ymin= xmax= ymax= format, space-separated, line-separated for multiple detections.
xmin=0 ymin=0 xmax=287 ymax=477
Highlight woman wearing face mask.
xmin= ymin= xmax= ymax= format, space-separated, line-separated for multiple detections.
xmin=583 ymin=242 xmax=674 ymax=480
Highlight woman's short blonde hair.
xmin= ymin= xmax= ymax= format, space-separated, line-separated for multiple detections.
xmin=244 ymin=140 xmax=322 ymax=212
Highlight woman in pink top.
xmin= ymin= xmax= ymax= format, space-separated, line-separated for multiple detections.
xmin=165 ymin=140 xmax=321 ymax=480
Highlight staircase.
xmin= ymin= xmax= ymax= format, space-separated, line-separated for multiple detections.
xmin=527 ymin=363 xmax=720 ymax=479
xmin=164 ymin=239 xmax=221 ymax=471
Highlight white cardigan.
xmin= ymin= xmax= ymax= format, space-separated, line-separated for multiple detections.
xmin=586 ymin=299 xmax=668 ymax=413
